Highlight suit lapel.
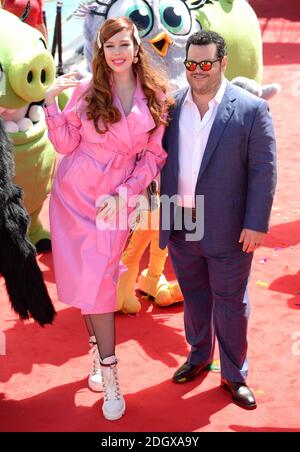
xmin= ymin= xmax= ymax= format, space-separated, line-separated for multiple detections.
xmin=167 ymin=88 xmax=189 ymax=175
xmin=196 ymin=84 xmax=237 ymax=183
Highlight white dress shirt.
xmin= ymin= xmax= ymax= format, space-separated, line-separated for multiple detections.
xmin=177 ymin=78 xmax=227 ymax=207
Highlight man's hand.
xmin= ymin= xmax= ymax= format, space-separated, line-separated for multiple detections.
xmin=239 ymin=228 xmax=266 ymax=253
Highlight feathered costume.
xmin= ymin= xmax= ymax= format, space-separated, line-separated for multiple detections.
xmin=0 ymin=119 xmax=55 ymax=326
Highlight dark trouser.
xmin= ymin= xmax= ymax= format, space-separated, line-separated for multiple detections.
xmin=168 ymin=217 xmax=253 ymax=383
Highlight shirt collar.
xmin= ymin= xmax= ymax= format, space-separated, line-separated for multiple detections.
xmin=184 ymin=77 xmax=227 ymax=107
xmin=214 ymin=77 xmax=227 ymax=104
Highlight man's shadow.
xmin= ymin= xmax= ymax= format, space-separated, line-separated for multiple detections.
xmin=263 ymin=220 xmax=300 ymax=249
xmin=230 ymin=425 xmax=300 ymax=433
xmin=262 ymin=220 xmax=300 ymax=309
xmin=269 ymin=270 xmax=300 ymax=309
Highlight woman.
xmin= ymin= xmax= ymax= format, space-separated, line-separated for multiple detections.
xmin=44 ymin=17 xmax=172 ymax=421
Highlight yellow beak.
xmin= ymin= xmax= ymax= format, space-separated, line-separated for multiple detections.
xmin=149 ymin=32 xmax=173 ymax=58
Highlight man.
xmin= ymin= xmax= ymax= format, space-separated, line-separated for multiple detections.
xmin=159 ymin=30 xmax=276 ymax=409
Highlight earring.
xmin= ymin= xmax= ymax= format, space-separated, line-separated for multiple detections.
xmin=133 ymin=56 xmax=139 ymax=64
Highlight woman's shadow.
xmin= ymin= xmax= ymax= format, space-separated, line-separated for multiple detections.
xmin=0 ymin=297 xmax=187 ymax=383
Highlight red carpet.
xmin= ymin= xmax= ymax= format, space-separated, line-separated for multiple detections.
xmin=1 ymin=1 xmax=300 ymax=432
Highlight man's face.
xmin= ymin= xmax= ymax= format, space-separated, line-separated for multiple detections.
xmin=185 ymin=43 xmax=227 ymax=96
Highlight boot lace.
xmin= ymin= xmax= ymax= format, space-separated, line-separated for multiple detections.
xmin=101 ymin=362 xmax=121 ymax=402
xmin=89 ymin=343 xmax=100 ymax=376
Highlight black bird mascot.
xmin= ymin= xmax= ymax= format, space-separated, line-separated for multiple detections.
xmin=0 ymin=118 xmax=55 ymax=326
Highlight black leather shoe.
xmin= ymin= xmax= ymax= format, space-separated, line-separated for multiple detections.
xmin=221 ymin=378 xmax=257 ymax=410
xmin=172 ymin=362 xmax=211 ymax=383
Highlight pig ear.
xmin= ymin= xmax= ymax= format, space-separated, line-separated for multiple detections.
xmin=185 ymin=0 xmax=216 ymax=11
xmin=20 ymin=1 xmax=30 ymax=22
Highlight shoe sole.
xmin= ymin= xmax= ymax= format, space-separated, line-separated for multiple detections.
xmin=88 ymin=383 xmax=103 ymax=393
xmin=220 ymin=383 xmax=257 ymax=410
xmin=102 ymin=407 xmax=126 ymax=421
xmin=172 ymin=364 xmax=211 ymax=384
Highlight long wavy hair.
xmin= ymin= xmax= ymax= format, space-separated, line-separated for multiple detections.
xmin=85 ymin=17 xmax=174 ymax=134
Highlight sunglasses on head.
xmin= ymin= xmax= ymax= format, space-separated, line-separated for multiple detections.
xmin=184 ymin=59 xmax=220 ymax=72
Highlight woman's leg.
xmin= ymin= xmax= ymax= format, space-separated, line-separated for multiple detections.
xmin=83 ymin=315 xmax=95 ymax=338
xmin=88 ymin=312 xmax=125 ymax=420
xmin=88 ymin=312 xmax=115 ymax=359
xmin=84 ymin=313 xmax=116 ymax=393
xmin=89 ymin=312 xmax=125 ymax=421
xmin=83 ymin=315 xmax=102 ymax=393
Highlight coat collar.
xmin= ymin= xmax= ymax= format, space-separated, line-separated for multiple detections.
xmin=109 ymin=74 xmax=155 ymax=151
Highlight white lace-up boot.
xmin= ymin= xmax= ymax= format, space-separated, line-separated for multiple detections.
xmin=100 ymin=355 xmax=126 ymax=421
xmin=87 ymin=336 xmax=102 ymax=392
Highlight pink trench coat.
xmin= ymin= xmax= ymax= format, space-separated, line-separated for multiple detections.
xmin=44 ymin=76 xmax=167 ymax=314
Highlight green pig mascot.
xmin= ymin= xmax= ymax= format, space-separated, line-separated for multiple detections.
xmin=0 ymin=8 xmax=56 ymax=252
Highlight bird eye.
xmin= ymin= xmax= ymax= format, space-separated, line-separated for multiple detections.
xmin=159 ymin=0 xmax=192 ymax=36
xmin=107 ymin=0 xmax=154 ymax=38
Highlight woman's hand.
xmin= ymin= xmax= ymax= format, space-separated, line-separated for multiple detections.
xmin=45 ymin=72 xmax=81 ymax=105
xmin=96 ymin=195 xmax=127 ymax=228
